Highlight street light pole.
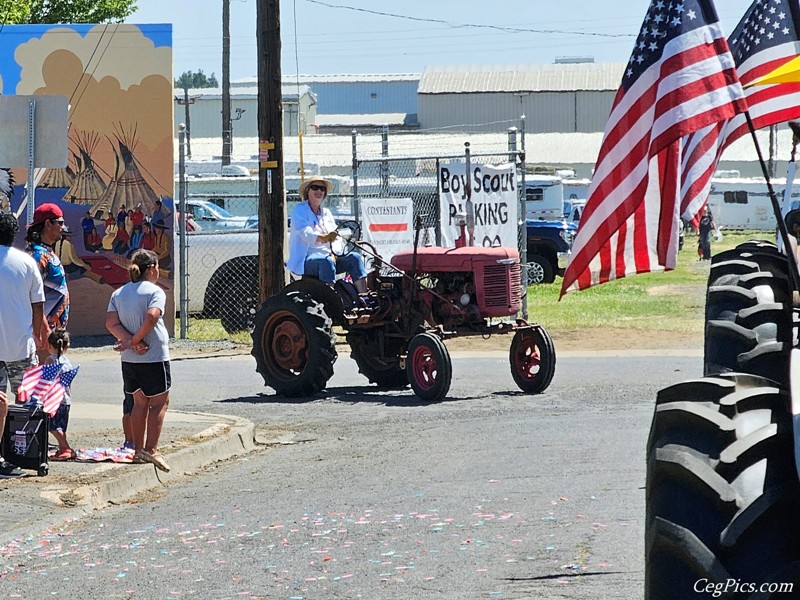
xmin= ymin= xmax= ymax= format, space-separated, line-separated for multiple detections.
xmin=175 ymin=88 xmax=199 ymax=158
xmin=257 ymin=0 xmax=286 ymax=300
xmin=222 ymin=0 xmax=232 ymax=166
xmin=230 ymin=107 xmax=245 ymax=157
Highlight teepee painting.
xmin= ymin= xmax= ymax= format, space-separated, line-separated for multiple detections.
xmin=90 ymin=145 xmax=119 ymax=219
xmin=39 ymin=154 xmax=76 ymax=189
xmin=64 ymin=131 xmax=107 ymax=204
xmin=109 ymin=127 xmax=160 ymax=216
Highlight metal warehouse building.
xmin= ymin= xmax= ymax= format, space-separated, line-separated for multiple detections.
xmin=173 ymin=85 xmax=318 ymax=138
xmin=233 ymin=73 xmax=420 ymax=116
xmin=418 ymin=63 xmax=624 ymax=133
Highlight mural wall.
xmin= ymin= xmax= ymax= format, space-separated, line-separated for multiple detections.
xmin=0 ymin=23 xmax=173 ymax=336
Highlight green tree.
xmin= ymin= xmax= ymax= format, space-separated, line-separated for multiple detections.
xmin=175 ymin=70 xmax=219 ymax=89
xmin=2 ymin=0 xmax=137 ymax=24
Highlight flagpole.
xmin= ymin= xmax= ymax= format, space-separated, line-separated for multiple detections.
xmin=744 ymin=111 xmax=800 ymax=292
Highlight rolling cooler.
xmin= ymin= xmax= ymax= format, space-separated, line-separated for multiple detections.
xmin=2 ymin=404 xmax=49 ymax=476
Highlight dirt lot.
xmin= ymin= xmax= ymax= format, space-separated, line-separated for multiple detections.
xmin=444 ymin=326 xmax=703 ymax=354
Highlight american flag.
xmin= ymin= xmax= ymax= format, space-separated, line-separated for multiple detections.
xmin=560 ymin=0 xmax=748 ymax=295
xmin=17 ymin=363 xmax=62 ymax=406
xmin=39 ymin=366 xmax=79 ymax=417
xmin=680 ymin=0 xmax=800 ymax=225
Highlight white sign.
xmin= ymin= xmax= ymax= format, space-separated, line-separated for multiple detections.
xmin=438 ymin=162 xmax=518 ymax=248
xmin=359 ymin=197 xmax=414 ymax=261
xmin=0 ymin=95 xmax=68 ymax=167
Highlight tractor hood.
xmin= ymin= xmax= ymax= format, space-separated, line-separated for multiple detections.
xmin=390 ymin=246 xmax=520 ymax=273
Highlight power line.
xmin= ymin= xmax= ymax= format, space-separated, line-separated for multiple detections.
xmin=303 ymin=0 xmax=634 ymax=38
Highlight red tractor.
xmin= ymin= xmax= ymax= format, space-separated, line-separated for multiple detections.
xmin=250 ymin=224 xmax=556 ymax=402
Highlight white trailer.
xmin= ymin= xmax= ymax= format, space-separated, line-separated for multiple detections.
xmin=706 ymin=176 xmax=799 ymax=231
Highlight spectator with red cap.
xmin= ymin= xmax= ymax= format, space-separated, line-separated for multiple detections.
xmin=25 ymin=203 xmax=69 ymax=348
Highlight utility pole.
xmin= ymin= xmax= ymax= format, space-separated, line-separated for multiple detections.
xmin=257 ymin=0 xmax=286 ymax=299
xmin=221 ymin=0 xmax=232 ymax=166
xmin=175 ymin=88 xmax=199 ymax=158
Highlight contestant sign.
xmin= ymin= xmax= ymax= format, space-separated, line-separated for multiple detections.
xmin=359 ymin=197 xmax=414 ymax=261
xmin=438 ymin=162 xmax=518 ymax=247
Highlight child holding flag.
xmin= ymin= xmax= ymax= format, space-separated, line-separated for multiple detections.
xmin=45 ymin=330 xmax=75 ymax=460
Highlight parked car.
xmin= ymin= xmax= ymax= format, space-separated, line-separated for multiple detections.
xmin=185 ymin=199 xmax=254 ymax=231
xmin=525 ymin=219 xmax=576 ymax=285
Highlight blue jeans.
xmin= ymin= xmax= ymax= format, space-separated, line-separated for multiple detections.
xmin=304 ymin=253 xmax=367 ymax=283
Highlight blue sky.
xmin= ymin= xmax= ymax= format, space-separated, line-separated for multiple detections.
xmin=128 ymin=0 xmax=756 ymax=81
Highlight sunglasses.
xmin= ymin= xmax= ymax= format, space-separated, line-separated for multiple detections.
xmin=308 ymin=184 xmax=327 ymax=192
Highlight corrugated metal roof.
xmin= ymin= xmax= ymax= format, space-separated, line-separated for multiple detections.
xmin=173 ymin=86 xmax=313 ymax=100
xmin=233 ymin=74 xmax=421 ymax=86
xmin=418 ymin=63 xmax=626 ymax=94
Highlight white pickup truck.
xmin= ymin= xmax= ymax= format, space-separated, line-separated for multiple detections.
xmin=178 ymin=228 xmax=261 ymax=333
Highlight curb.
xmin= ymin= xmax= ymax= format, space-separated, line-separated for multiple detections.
xmin=70 ymin=412 xmax=257 ymax=509
xmin=0 ymin=413 xmax=258 ymax=550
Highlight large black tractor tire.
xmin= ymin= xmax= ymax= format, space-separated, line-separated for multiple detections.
xmin=645 ymin=375 xmax=800 ymax=599
xmin=251 ymin=291 xmax=336 ymax=397
xmin=509 ymin=326 xmax=556 ymax=394
xmin=346 ymin=331 xmax=408 ymax=389
xmin=704 ymin=241 xmax=792 ymax=388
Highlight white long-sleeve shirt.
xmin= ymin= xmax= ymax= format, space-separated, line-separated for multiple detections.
xmin=285 ymin=201 xmax=340 ymax=275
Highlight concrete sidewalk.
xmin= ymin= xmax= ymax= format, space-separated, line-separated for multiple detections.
xmin=0 ymin=400 xmax=263 ymax=549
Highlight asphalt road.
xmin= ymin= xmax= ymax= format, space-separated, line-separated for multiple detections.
xmin=0 ymin=350 xmax=702 ymax=599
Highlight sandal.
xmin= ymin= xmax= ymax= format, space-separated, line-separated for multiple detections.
xmin=52 ymin=448 xmax=76 ymax=461
xmin=137 ymin=449 xmax=170 ymax=473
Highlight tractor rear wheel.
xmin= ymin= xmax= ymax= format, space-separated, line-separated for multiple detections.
xmin=406 ymin=332 xmax=452 ymax=402
xmin=704 ymin=241 xmax=792 ymax=387
xmin=347 ymin=331 xmax=408 ymax=389
xmin=509 ymin=326 xmax=556 ymax=394
xmin=251 ymin=291 xmax=336 ymax=397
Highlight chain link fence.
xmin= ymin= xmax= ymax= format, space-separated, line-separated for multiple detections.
xmin=176 ymin=127 xmax=528 ymax=339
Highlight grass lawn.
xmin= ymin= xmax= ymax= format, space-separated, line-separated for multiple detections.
xmin=527 ymin=230 xmax=775 ymax=336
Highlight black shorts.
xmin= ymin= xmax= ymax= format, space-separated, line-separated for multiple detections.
xmin=49 ymin=404 xmax=70 ymax=432
xmin=121 ymin=361 xmax=171 ymax=397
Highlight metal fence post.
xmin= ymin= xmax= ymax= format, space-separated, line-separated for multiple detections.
xmin=380 ymin=124 xmax=389 ymax=197
xmin=351 ymin=129 xmax=359 ymax=223
xmin=435 ymin=157 xmax=442 ymax=246
xmin=178 ymin=124 xmax=189 ymax=339
xmin=464 ymin=142 xmax=475 ymax=247
xmin=508 ymin=126 xmax=527 ymax=317
xmin=519 ymin=115 xmax=528 ymax=319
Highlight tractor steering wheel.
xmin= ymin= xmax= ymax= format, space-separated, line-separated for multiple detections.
xmin=331 ymin=219 xmax=361 ymax=258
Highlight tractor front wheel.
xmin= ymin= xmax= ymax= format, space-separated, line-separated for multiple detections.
xmin=406 ymin=332 xmax=452 ymax=402
xmin=251 ymin=291 xmax=336 ymax=397
xmin=509 ymin=327 xmax=556 ymax=394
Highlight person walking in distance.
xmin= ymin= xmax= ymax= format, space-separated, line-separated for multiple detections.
xmin=698 ymin=205 xmax=717 ymax=261
xmin=0 ymin=211 xmax=46 ymax=478
xmin=105 ymin=249 xmax=171 ymax=472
